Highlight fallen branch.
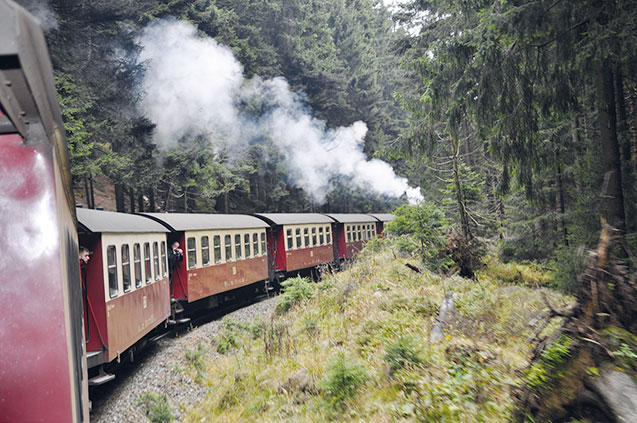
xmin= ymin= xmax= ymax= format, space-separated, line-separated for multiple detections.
xmin=430 ymin=292 xmax=455 ymax=343
xmin=405 ymin=263 xmax=423 ymax=273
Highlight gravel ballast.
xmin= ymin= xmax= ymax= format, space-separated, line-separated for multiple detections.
xmin=91 ymin=296 xmax=279 ymax=423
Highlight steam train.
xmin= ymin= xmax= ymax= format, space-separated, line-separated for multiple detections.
xmin=0 ymin=1 xmax=394 ymax=419
xmin=76 ymin=209 xmax=393 ymax=383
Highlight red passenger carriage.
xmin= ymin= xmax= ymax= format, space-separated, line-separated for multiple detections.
xmin=325 ymin=214 xmax=379 ymax=259
xmin=369 ymin=213 xmax=395 ymax=236
xmin=0 ymin=0 xmax=88 ymax=420
xmin=76 ymin=208 xmax=171 ymax=383
xmin=140 ymin=213 xmax=270 ymax=307
xmin=253 ymin=213 xmax=335 ymax=275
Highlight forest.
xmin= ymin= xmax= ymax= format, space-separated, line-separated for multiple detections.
xmin=23 ymin=0 xmax=634 ymax=284
xmin=16 ymin=0 xmax=637 ymax=421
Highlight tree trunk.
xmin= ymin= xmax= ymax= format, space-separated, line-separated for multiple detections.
xmin=129 ymin=188 xmax=135 ymax=213
xmin=83 ymin=177 xmax=92 ymax=209
xmin=114 ymin=183 xmax=126 ymax=212
xmin=89 ymin=175 xmax=95 ymax=210
xmin=556 ymin=159 xmax=568 ymax=246
xmin=163 ymin=183 xmax=172 ymax=212
xmin=137 ymin=193 xmax=144 ymax=212
xmin=629 ymin=90 xmax=637 ymax=176
xmin=594 ymin=59 xmax=625 ymax=233
xmin=184 ymin=189 xmax=188 ymax=212
xmin=149 ymin=187 xmax=156 ymax=212
xmin=450 ymin=134 xmax=471 ymax=240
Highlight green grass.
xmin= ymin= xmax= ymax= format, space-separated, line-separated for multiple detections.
xmin=184 ymin=240 xmax=572 ymax=422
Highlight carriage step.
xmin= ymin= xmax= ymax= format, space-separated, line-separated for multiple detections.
xmin=167 ymin=317 xmax=190 ymax=325
xmin=149 ymin=331 xmax=170 ymax=343
xmin=88 ymin=372 xmax=115 ymax=386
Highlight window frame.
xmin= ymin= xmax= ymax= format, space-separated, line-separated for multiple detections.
xmin=133 ymin=243 xmax=142 ymax=288
xmin=224 ymin=234 xmax=233 ymax=262
xmin=153 ymin=242 xmax=160 ymax=280
xmin=244 ymin=233 xmax=251 ymax=258
xmin=286 ymin=228 xmax=293 ymax=250
xmin=107 ymin=245 xmax=118 ymax=298
xmin=253 ymin=233 xmax=259 ymax=257
xmin=161 ymin=241 xmax=168 ymax=277
xmin=214 ymin=235 xmax=222 ymax=264
xmin=234 ymin=234 xmax=242 ymax=260
xmin=201 ymin=236 xmax=210 ymax=266
xmin=187 ymin=237 xmax=197 ymax=269
xmin=260 ymin=232 xmax=266 ymax=256
xmin=121 ymin=244 xmax=131 ymax=293
xmin=144 ymin=242 xmax=152 ymax=284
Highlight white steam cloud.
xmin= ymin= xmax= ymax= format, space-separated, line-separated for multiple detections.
xmin=16 ymin=0 xmax=58 ymax=31
xmin=137 ymin=19 xmax=422 ymax=204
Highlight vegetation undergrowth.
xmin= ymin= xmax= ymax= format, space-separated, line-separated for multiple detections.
xmin=184 ymin=237 xmax=572 ymax=422
xmin=138 ymin=392 xmax=175 ymax=423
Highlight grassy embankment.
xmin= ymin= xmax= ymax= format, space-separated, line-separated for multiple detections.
xmin=177 ymin=238 xmax=571 ymax=422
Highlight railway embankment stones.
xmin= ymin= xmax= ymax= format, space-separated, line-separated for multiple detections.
xmin=91 ymin=296 xmax=279 ymax=423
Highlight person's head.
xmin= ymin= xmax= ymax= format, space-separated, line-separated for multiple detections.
xmin=79 ymin=246 xmax=90 ymax=263
xmin=172 ymin=241 xmax=180 ymax=250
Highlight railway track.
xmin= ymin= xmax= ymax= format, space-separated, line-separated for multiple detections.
xmin=89 ymin=289 xmax=277 ymax=421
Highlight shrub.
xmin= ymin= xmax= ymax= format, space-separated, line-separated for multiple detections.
xmin=185 ymin=343 xmax=207 ymax=379
xmin=138 ymin=392 xmax=174 ymax=423
xmin=319 ymin=351 xmax=368 ymax=408
xmin=277 ymin=276 xmax=314 ymax=313
xmin=549 ymin=245 xmax=586 ymax=294
xmin=384 ymin=335 xmax=422 ymax=376
xmin=386 ymin=203 xmax=450 ymax=271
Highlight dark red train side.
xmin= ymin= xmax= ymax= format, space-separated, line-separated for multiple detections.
xmin=369 ymin=213 xmax=394 ymax=236
xmin=139 ymin=213 xmax=271 ymax=309
xmin=253 ymin=213 xmax=336 ymax=277
xmin=326 ymin=214 xmax=379 ymax=259
xmin=0 ymin=0 xmax=88 ymax=421
xmin=76 ymin=208 xmax=172 ymax=383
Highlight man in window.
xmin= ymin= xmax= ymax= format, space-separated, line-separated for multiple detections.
xmin=167 ymin=241 xmax=183 ymax=288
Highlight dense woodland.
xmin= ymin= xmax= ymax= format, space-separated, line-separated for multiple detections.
xmin=24 ymin=0 xmax=637 ymax=280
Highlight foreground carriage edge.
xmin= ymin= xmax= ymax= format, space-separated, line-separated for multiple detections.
xmin=0 ymin=0 xmax=89 ymax=421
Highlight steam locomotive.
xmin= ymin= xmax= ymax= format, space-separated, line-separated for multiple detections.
xmin=0 ymin=1 xmax=394 ymax=419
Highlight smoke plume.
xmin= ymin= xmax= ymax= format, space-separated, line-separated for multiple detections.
xmin=15 ymin=0 xmax=58 ymax=31
xmin=137 ymin=19 xmax=422 ymax=204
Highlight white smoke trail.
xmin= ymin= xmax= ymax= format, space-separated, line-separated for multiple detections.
xmin=137 ymin=19 xmax=422 ymax=204
xmin=15 ymin=0 xmax=58 ymax=31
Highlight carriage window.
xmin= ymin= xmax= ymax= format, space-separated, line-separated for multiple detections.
xmin=235 ymin=234 xmax=242 ymax=259
xmin=253 ymin=233 xmax=259 ymax=256
xmin=312 ymin=227 xmax=317 ymax=246
xmin=144 ymin=242 xmax=152 ymax=283
xmin=134 ymin=243 xmax=142 ymax=288
xmin=293 ymin=228 xmax=300 ymax=248
xmin=319 ymin=227 xmax=325 ymax=245
xmin=187 ymin=237 xmax=196 ymax=269
xmin=153 ymin=242 xmax=160 ymax=279
xmin=161 ymin=241 xmax=168 ymax=276
xmin=244 ymin=234 xmax=251 ymax=258
xmin=107 ymin=245 xmax=118 ymax=298
xmin=261 ymin=232 xmax=266 ymax=256
xmin=357 ymin=225 xmax=362 ymax=241
xmin=286 ymin=229 xmax=293 ymax=249
xmin=122 ymin=244 xmax=131 ymax=293
xmin=346 ymin=226 xmax=351 ymax=242
xmin=326 ymin=226 xmax=332 ymax=244
xmin=224 ymin=235 xmax=232 ymax=262
xmin=304 ymin=228 xmax=310 ymax=247
xmin=201 ymin=236 xmax=210 ymax=266
xmin=214 ymin=235 xmax=221 ymax=264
